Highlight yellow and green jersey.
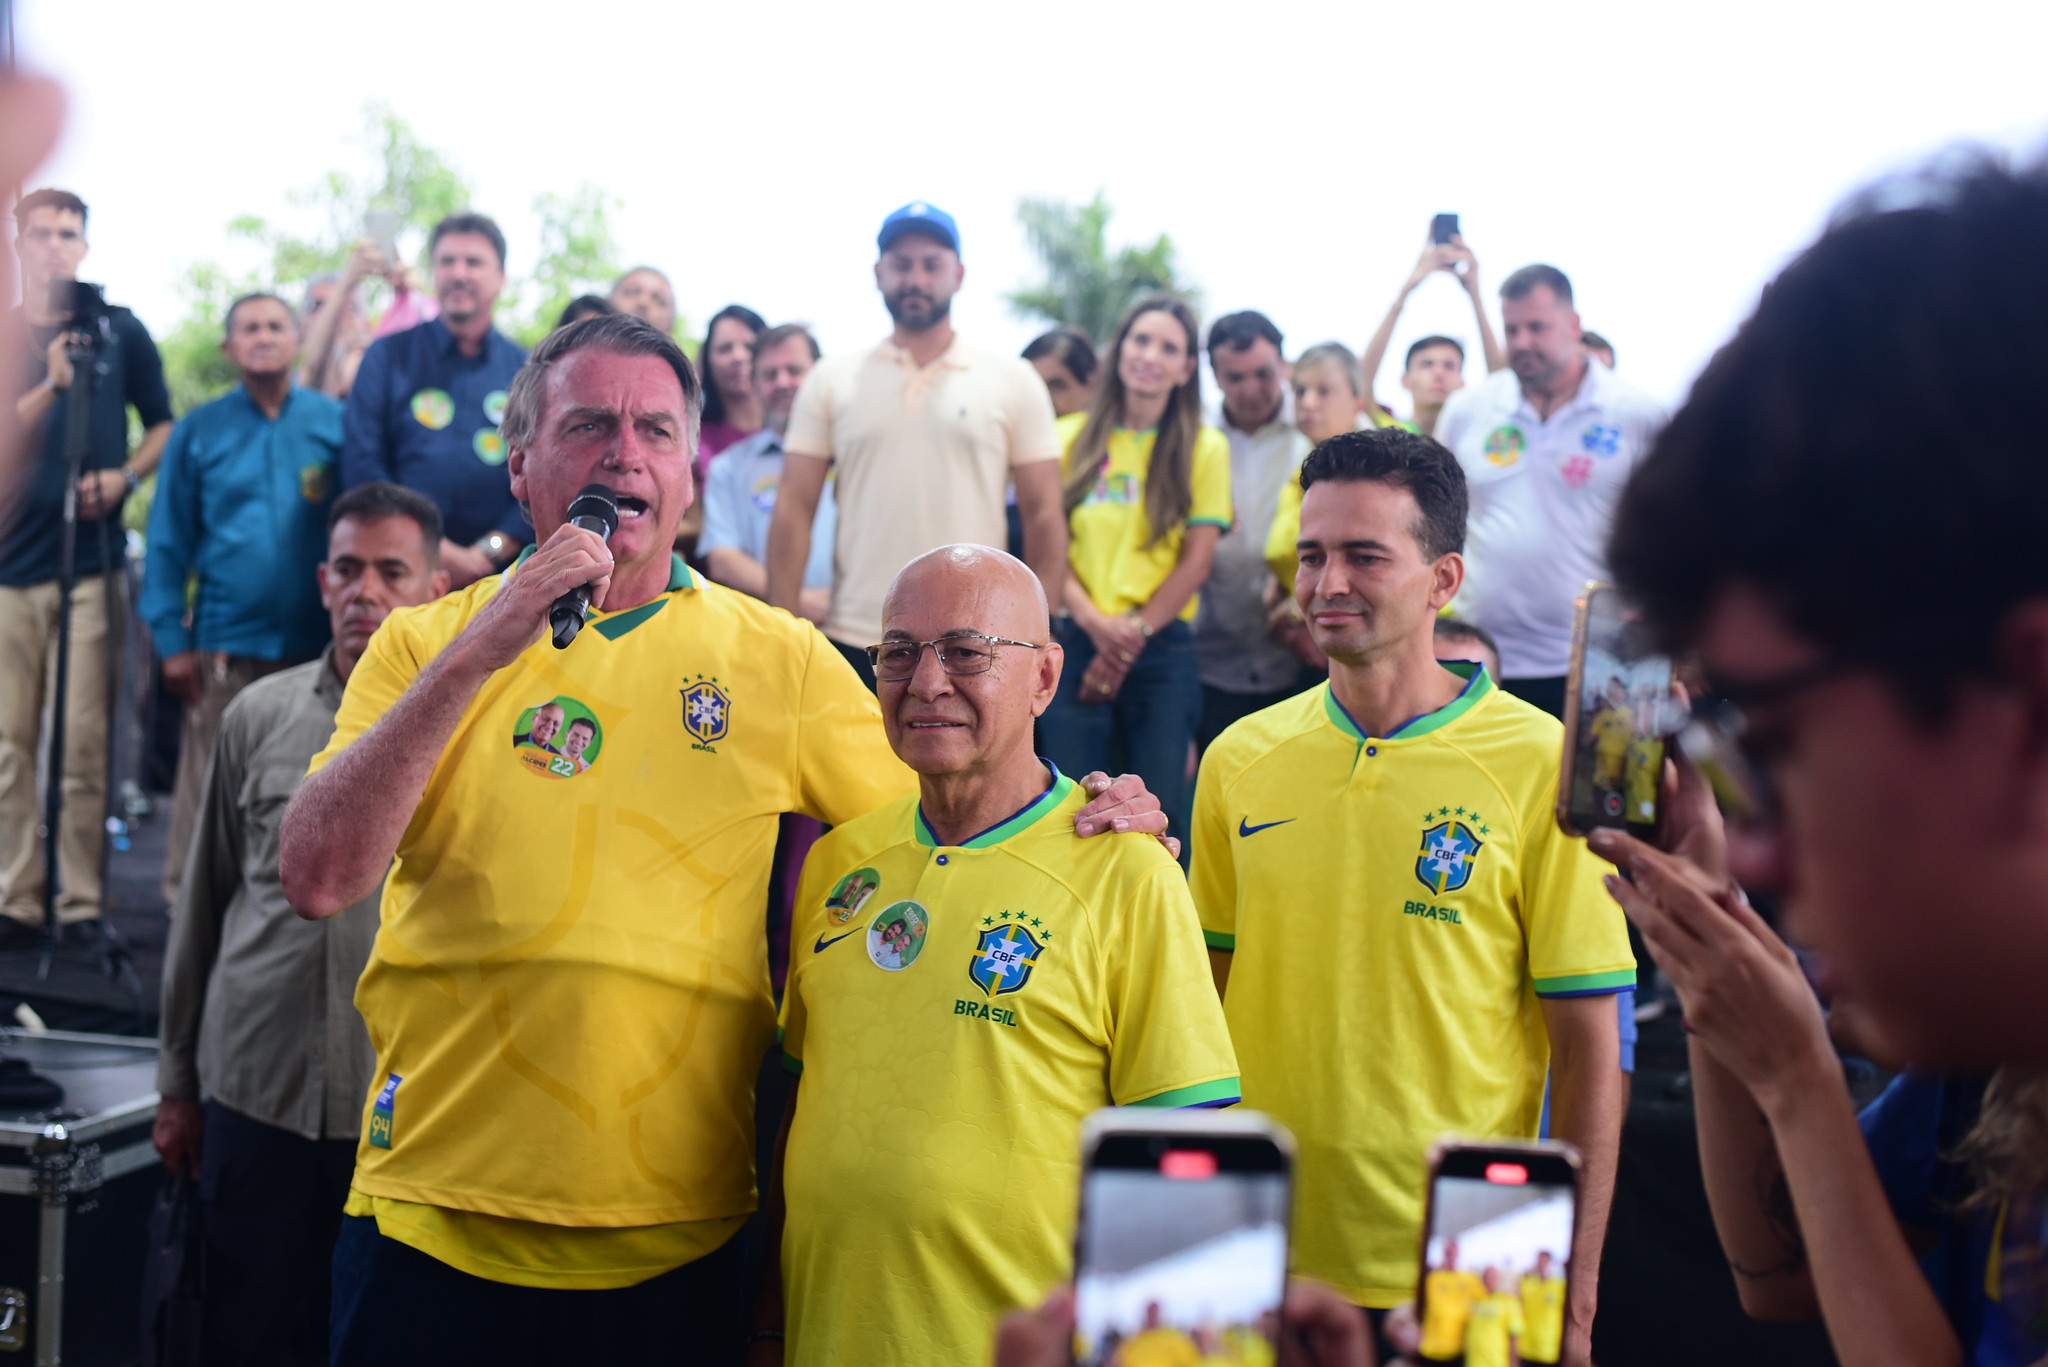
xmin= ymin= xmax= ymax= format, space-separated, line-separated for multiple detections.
xmin=1589 ymin=704 xmax=1633 ymax=785
xmin=1518 ymin=1271 xmax=1567 ymax=1363
xmin=1059 ymin=412 xmax=1233 ymax=620
xmin=1191 ymin=666 xmax=1634 ymax=1306
xmin=1418 ymin=1267 xmax=1486 ymax=1359
xmin=311 ymin=550 xmax=914 ymax=1287
xmin=1463 ymin=1291 xmax=1527 ymax=1367
xmin=779 ymin=767 xmax=1239 ymax=1366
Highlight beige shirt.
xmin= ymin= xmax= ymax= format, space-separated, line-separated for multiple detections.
xmin=783 ymin=334 xmax=1061 ymax=646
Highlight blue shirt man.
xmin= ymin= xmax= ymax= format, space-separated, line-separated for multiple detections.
xmin=699 ymin=427 xmax=835 ymax=590
xmin=338 ymin=213 xmax=526 ymax=586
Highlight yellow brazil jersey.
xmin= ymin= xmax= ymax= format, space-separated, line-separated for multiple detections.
xmin=1120 ymin=1324 xmax=1204 ymax=1367
xmin=1264 ymin=412 xmax=1416 ymax=595
xmin=1589 ymin=704 xmax=1632 ymax=785
xmin=1190 ymin=666 xmax=1634 ymax=1307
xmin=309 ymin=551 xmax=915 ymax=1288
xmin=779 ymin=767 xmax=1239 ymax=1367
xmin=1518 ymin=1272 xmax=1567 ymax=1363
xmin=1058 ymin=412 xmax=1233 ymax=620
xmin=1462 ymin=1291 xmax=1526 ymax=1367
xmin=1418 ymin=1267 xmax=1486 ymax=1359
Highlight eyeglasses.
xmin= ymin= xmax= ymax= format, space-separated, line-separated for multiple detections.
xmin=865 ymin=633 xmax=1042 ymax=682
xmin=1675 ymin=654 xmax=1871 ymax=827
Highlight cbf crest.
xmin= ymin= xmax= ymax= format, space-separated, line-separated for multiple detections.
xmin=1415 ymin=819 xmax=1483 ymax=896
xmin=968 ymin=923 xmax=1044 ymax=998
xmin=681 ymin=675 xmax=730 ymax=750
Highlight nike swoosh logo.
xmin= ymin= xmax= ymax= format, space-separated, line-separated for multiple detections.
xmin=1238 ymin=817 xmax=1297 ymax=837
xmin=813 ymin=928 xmax=860 ymax=954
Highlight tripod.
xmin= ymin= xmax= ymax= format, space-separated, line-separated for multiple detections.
xmin=0 ymin=300 xmax=145 ymax=1031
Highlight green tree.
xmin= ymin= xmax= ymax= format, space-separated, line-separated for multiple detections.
xmin=1005 ymin=192 xmax=1196 ymax=345
xmin=501 ymin=185 xmax=625 ymax=350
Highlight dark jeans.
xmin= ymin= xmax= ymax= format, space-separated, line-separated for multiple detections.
xmin=199 ymin=1100 xmax=356 ymax=1367
xmin=1040 ymin=618 xmax=1202 ymax=852
xmin=829 ymin=635 xmax=877 ymax=692
xmin=1197 ymin=670 xmax=1324 ymax=751
xmin=1503 ymin=673 xmax=1568 ymax=720
xmin=330 ymin=1214 xmax=746 ymax=1366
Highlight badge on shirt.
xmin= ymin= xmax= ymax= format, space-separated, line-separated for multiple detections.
xmin=1415 ymin=818 xmax=1484 ymax=896
xmin=512 ymin=696 xmax=604 ymax=778
xmin=1483 ymin=425 xmax=1525 ymax=468
xmin=867 ymin=900 xmax=930 ymax=971
xmin=473 ymin=429 xmax=507 ymax=465
xmin=967 ymin=921 xmax=1044 ymax=998
xmin=483 ymin=389 xmax=510 ymax=426
xmin=410 ymin=388 xmax=454 ymax=431
xmin=1581 ymin=424 xmax=1622 ymax=458
xmin=300 ymin=461 xmax=333 ymax=504
xmin=826 ymin=867 xmax=882 ymax=925
xmin=681 ymin=675 xmax=731 ymax=752
xmin=368 ymin=1073 xmax=402 ymax=1149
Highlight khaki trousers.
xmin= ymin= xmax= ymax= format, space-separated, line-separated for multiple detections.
xmin=0 ymin=576 xmax=111 ymax=926
xmin=161 ymin=654 xmax=288 ymax=906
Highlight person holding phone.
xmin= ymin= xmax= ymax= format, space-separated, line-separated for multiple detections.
xmin=1039 ymin=296 xmax=1232 ymax=843
xmin=1192 ymin=428 xmax=1632 ymax=1365
xmin=1357 ymin=229 xmax=1506 ymax=437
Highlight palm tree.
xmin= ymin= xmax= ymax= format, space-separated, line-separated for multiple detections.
xmin=1005 ymin=193 xmax=1197 ymax=344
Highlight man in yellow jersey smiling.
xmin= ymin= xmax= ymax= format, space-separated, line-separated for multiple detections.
xmin=1191 ymin=428 xmax=1632 ymax=1366
xmin=277 ymin=317 xmax=1170 ymax=1365
xmin=764 ymin=545 xmax=1239 ymax=1366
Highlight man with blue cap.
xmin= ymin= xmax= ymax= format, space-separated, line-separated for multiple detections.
xmin=765 ymin=202 xmax=1066 ymax=686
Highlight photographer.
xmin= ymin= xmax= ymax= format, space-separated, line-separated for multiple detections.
xmin=1 ymin=187 xmax=172 ymax=948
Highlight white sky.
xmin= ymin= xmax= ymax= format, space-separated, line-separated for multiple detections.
xmin=15 ymin=0 xmax=2048 ymax=411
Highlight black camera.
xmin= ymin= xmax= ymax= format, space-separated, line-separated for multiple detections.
xmin=47 ymin=278 xmax=111 ymax=328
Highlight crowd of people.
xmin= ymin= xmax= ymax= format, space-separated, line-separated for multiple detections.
xmin=3 ymin=144 xmax=2048 ymax=1367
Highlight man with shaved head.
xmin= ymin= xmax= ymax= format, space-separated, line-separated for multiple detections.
xmin=279 ymin=320 xmax=1169 ymax=1364
xmin=761 ymin=544 xmax=1240 ymax=1367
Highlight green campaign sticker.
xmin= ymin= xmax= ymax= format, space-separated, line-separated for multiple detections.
xmin=826 ymin=867 xmax=881 ymax=925
xmin=867 ymin=900 xmax=929 ymax=972
xmin=512 ymin=696 xmax=605 ymax=779
xmin=483 ymin=389 xmax=509 ymax=425
xmin=410 ymin=388 xmax=454 ymax=431
xmin=473 ymin=429 xmax=506 ymax=465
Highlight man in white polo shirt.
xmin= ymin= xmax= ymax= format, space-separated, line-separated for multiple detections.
xmin=1433 ymin=264 xmax=1665 ymax=717
xmin=765 ymin=202 xmax=1066 ymax=684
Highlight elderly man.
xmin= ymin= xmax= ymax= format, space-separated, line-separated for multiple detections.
xmin=764 ymin=545 xmax=1239 ymax=1366
xmin=279 ymin=315 xmax=1169 ymax=1365
xmin=154 ymin=481 xmax=447 ymax=1367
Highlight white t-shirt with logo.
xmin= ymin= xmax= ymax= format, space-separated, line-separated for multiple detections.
xmin=1435 ymin=363 xmax=1667 ymax=679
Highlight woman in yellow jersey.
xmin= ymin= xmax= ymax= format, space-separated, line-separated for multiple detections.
xmin=1040 ymin=296 xmax=1230 ymax=842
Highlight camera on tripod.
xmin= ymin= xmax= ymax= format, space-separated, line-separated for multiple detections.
xmin=49 ymin=278 xmax=111 ymax=343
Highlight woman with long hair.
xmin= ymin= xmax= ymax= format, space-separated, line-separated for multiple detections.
xmin=1039 ymin=296 xmax=1230 ymax=841
xmin=696 ymin=304 xmax=768 ymax=470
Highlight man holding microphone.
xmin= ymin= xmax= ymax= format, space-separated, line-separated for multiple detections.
xmin=279 ymin=314 xmax=1167 ymax=1364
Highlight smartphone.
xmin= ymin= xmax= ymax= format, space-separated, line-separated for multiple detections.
xmin=1558 ymin=583 xmax=1674 ymax=839
xmin=1431 ymin=213 xmax=1461 ymax=245
xmin=1072 ymin=1109 xmax=1293 ymax=1367
xmin=1416 ymin=1139 xmax=1581 ymax=1367
xmin=365 ymin=209 xmax=402 ymax=264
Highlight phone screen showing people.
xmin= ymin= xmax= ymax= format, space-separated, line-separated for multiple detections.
xmin=1073 ymin=1132 xmax=1289 ymax=1366
xmin=1567 ymin=586 xmax=1672 ymax=836
xmin=1418 ymin=1148 xmax=1578 ymax=1367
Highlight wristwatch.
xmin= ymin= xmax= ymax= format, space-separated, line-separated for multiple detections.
xmin=120 ymin=466 xmax=140 ymax=494
xmin=1126 ymin=611 xmax=1154 ymax=639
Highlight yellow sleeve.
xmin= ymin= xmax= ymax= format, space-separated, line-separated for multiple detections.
xmin=1189 ymin=746 xmax=1240 ymax=952
xmin=1103 ymin=861 xmax=1240 ymax=1108
xmin=1524 ymin=803 xmax=1637 ymax=998
xmin=1187 ymin=427 xmax=1233 ymax=531
xmin=1264 ymin=476 xmax=1302 ymax=596
xmin=305 ymin=601 xmax=436 ymax=776
xmin=793 ymin=628 xmax=917 ymax=825
xmin=1054 ymin=411 xmax=1087 ymax=473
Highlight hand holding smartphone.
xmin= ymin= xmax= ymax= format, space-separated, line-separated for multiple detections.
xmin=1072 ymin=1110 xmax=1293 ymax=1367
xmin=1431 ymin=213 xmax=1461 ymax=245
xmin=1559 ymin=583 xmax=1677 ymax=840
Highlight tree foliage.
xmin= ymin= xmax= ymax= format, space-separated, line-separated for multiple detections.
xmin=157 ymin=104 xmax=630 ymax=413
xmin=1004 ymin=192 xmax=1196 ymax=345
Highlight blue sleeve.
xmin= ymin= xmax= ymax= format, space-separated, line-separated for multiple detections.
xmin=141 ymin=417 xmax=200 ymax=657
xmin=698 ymin=456 xmax=743 ymax=554
xmin=1858 ymin=1072 xmax=1969 ymax=1229
xmin=340 ymin=339 xmax=395 ymax=490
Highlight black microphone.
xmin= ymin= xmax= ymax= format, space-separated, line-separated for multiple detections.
xmin=550 ymin=484 xmax=620 ymax=650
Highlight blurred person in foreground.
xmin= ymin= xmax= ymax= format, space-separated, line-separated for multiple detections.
xmin=1195 ymin=310 xmax=1314 ymax=748
xmin=758 ymin=545 xmax=1238 ymax=1365
xmin=1358 ymin=234 xmax=1505 ymax=436
xmin=0 ymin=74 xmax=66 ymax=505
xmin=1022 ymin=327 xmax=1096 ymax=418
xmin=1194 ymin=429 xmax=1631 ymax=1364
xmin=154 ymin=482 xmax=447 ymax=1367
xmin=339 ymin=211 xmax=526 ymax=588
xmin=767 ymin=202 xmax=1066 ymax=685
xmin=143 ymin=292 xmax=342 ymax=907
xmin=2 ymin=187 xmax=174 ymax=950
xmin=1592 ymin=155 xmax=2048 ymax=1366
xmin=1433 ymin=264 xmax=1665 ymax=718
xmin=279 ymin=315 xmax=1169 ymax=1363
xmin=699 ymin=323 xmax=834 ymax=625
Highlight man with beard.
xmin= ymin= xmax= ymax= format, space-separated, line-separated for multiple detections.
xmin=340 ymin=212 xmax=528 ymax=588
xmin=1432 ymin=265 xmax=1664 ymax=718
xmin=764 ymin=203 xmax=1065 ymax=685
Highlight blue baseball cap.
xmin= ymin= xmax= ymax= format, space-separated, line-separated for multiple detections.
xmin=877 ymin=201 xmax=960 ymax=255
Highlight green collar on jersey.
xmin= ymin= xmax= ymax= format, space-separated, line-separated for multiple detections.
xmin=505 ymin=546 xmax=693 ymax=640
xmin=915 ymin=762 xmax=1076 ymax=849
xmin=1323 ymin=661 xmax=1493 ymax=743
